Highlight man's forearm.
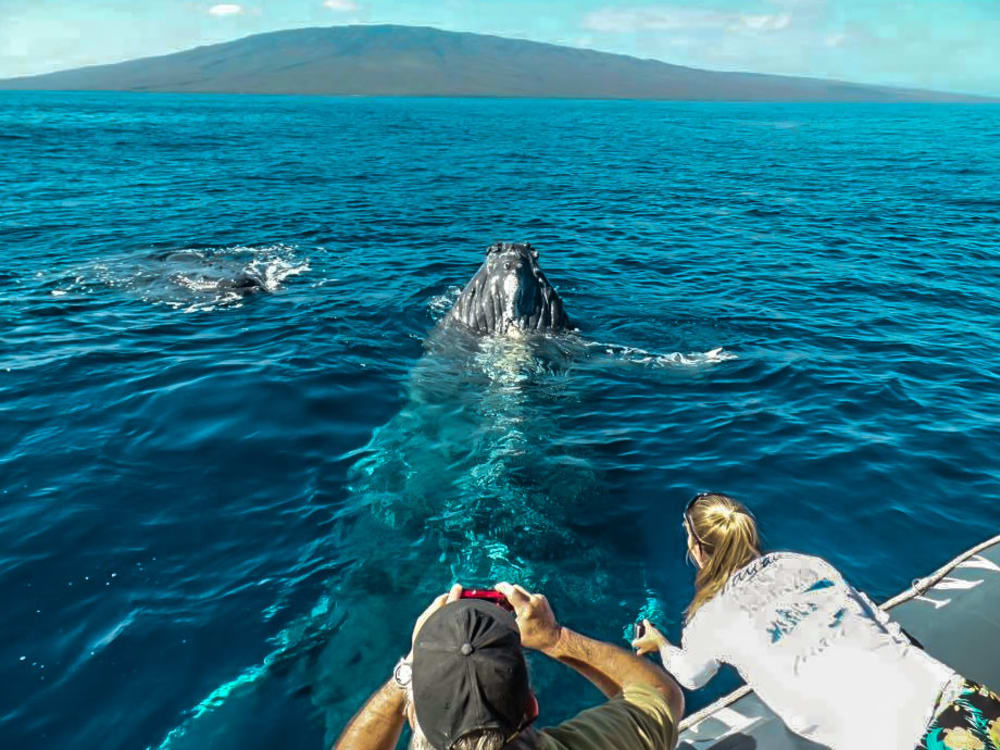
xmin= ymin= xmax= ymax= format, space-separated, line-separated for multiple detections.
xmin=542 ymin=627 xmax=684 ymax=720
xmin=543 ymin=627 xmax=621 ymax=697
xmin=332 ymin=679 xmax=407 ymax=750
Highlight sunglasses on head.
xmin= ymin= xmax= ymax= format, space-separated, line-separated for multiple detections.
xmin=683 ymin=492 xmax=712 ymax=554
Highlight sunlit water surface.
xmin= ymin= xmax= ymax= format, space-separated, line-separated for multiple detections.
xmin=2 ymin=93 xmax=999 ymax=750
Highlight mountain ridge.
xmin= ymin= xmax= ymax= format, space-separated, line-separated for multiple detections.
xmin=0 ymin=24 xmax=991 ymax=102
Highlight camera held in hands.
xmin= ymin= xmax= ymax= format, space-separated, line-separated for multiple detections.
xmin=461 ymin=589 xmax=515 ymax=613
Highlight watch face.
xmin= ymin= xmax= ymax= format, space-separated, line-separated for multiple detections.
xmin=394 ymin=661 xmax=412 ymax=687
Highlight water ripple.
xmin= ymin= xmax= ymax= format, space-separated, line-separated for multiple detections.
xmin=1 ymin=93 xmax=998 ymax=750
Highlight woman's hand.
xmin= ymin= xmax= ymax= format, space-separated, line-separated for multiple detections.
xmin=631 ymin=618 xmax=669 ymax=656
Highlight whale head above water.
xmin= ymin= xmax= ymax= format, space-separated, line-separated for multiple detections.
xmin=441 ymin=242 xmax=571 ymax=335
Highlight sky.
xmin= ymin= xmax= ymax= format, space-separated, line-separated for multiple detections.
xmin=0 ymin=0 xmax=998 ymax=96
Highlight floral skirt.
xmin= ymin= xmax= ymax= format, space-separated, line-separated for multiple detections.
xmin=918 ymin=679 xmax=1000 ymax=750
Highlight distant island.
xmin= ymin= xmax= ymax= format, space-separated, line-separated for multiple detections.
xmin=0 ymin=24 xmax=990 ymax=102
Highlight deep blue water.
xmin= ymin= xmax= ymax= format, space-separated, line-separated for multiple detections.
xmin=2 ymin=92 xmax=999 ymax=750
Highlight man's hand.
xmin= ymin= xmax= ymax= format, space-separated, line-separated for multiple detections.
xmin=495 ymin=583 xmax=684 ymax=722
xmin=631 ymin=619 xmax=670 ymax=656
xmin=408 ymin=583 xmax=463 ymax=658
xmin=494 ymin=582 xmax=562 ymax=653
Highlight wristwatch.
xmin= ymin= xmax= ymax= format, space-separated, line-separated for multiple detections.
xmin=393 ymin=657 xmax=412 ymax=689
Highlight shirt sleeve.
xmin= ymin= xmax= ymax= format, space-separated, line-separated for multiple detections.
xmin=539 ymin=683 xmax=677 ymax=750
xmin=657 ymin=615 xmax=721 ymax=690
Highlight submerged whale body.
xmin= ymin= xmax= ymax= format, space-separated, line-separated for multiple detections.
xmin=157 ymin=250 xmax=270 ymax=295
xmin=150 ymin=244 xmax=603 ymax=750
xmin=151 ymin=241 xmax=735 ymax=750
xmin=217 ymin=269 xmax=268 ymax=293
xmin=439 ymin=242 xmax=571 ymax=335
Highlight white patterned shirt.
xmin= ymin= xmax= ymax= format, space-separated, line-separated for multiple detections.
xmin=660 ymin=553 xmax=955 ymax=750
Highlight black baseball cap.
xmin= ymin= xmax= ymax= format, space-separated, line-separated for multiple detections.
xmin=412 ymin=599 xmax=533 ymax=750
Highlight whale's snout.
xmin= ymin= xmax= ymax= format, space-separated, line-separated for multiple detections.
xmin=495 ymin=254 xmax=536 ymax=322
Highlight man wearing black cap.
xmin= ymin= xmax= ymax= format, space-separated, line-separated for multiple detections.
xmin=333 ymin=582 xmax=683 ymax=750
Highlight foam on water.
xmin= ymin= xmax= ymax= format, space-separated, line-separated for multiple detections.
xmin=428 ymin=291 xmax=735 ymax=370
xmin=591 ymin=341 xmax=739 ymax=367
xmin=428 ymin=286 xmax=463 ymax=319
xmin=81 ymin=243 xmax=310 ymax=312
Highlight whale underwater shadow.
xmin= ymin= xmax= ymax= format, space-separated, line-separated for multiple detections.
xmin=153 ymin=243 xmax=735 ymax=750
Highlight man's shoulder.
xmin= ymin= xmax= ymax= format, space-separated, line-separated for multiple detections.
xmin=535 ymin=684 xmax=676 ymax=750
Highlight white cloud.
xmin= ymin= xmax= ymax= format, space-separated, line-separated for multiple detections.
xmin=207 ymin=4 xmax=244 ymax=16
xmin=584 ymin=6 xmax=797 ymax=35
xmin=324 ymin=0 xmax=360 ymax=11
xmin=581 ymin=3 xmax=829 ymax=80
xmin=584 ymin=7 xmax=729 ymax=33
xmin=575 ymin=2 xmax=1000 ymax=96
xmin=739 ymin=13 xmax=791 ymax=31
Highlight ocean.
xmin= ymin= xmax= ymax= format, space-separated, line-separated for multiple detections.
xmin=2 ymin=92 xmax=998 ymax=750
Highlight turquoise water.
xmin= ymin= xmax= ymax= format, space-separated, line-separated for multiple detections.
xmin=2 ymin=92 xmax=999 ymax=750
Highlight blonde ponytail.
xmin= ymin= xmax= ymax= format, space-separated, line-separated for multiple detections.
xmin=685 ymin=494 xmax=761 ymax=622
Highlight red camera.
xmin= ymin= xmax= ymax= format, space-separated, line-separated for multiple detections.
xmin=460 ymin=589 xmax=515 ymax=613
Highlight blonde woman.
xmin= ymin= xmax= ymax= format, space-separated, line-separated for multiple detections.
xmin=632 ymin=492 xmax=1000 ymax=750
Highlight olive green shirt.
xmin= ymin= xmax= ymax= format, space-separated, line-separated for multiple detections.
xmin=528 ymin=684 xmax=677 ymax=750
